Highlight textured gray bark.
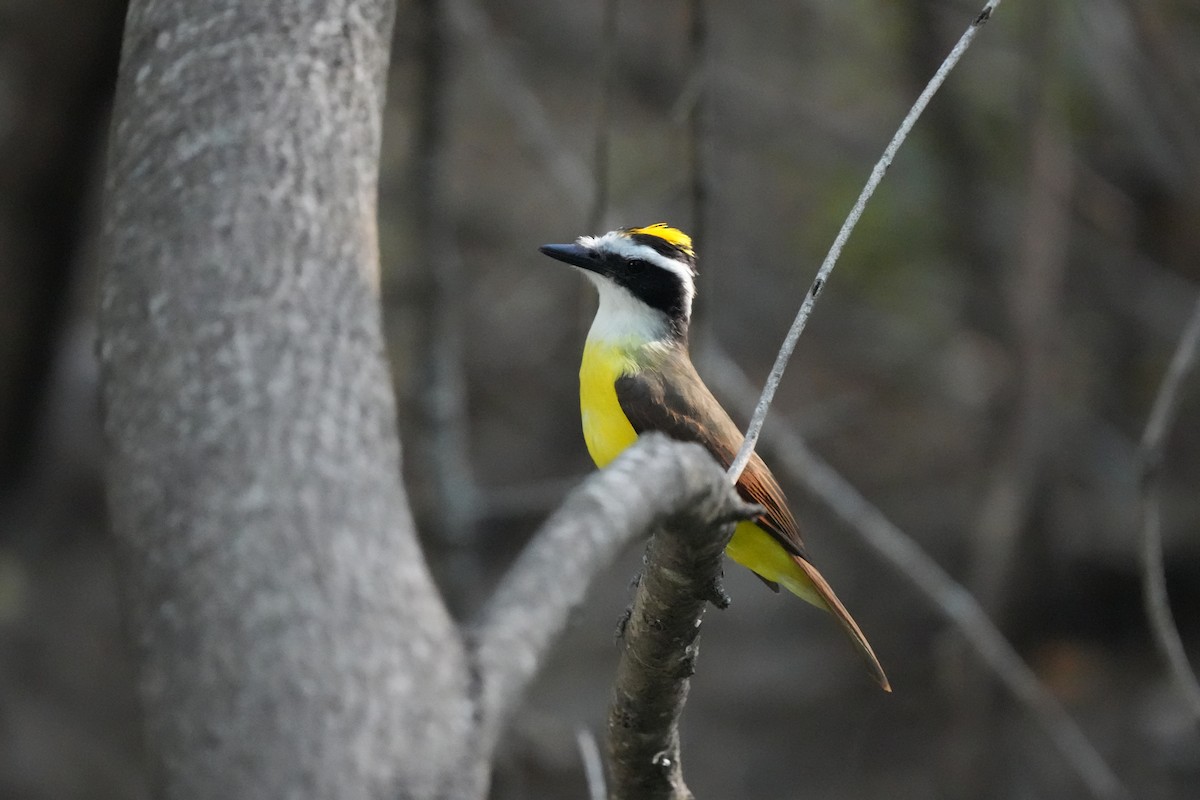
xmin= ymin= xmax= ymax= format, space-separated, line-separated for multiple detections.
xmin=97 ymin=2 xmax=474 ymax=797
xmin=98 ymin=2 xmax=754 ymax=798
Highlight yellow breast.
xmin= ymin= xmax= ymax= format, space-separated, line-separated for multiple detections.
xmin=579 ymin=340 xmax=641 ymax=468
xmin=577 ymin=336 xmax=827 ymax=612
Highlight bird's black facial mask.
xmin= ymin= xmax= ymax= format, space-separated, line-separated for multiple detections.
xmin=540 ymin=241 xmax=692 ymax=333
xmin=611 ymin=256 xmax=691 ymax=323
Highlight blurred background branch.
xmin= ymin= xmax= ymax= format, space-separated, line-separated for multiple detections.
xmin=576 ymin=726 xmax=607 ymax=800
xmin=411 ymin=0 xmax=486 ymax=612
xmin=443 ymin=0 xmax=593 ymax=209
xmin=699 ymin=343 xmax=1131 ymax=800
xmin=1139 ymin=297 xmax=1200 ymax=727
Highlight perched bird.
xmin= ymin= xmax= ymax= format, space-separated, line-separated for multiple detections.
xmin=540 ymin=223 xmax=889 ymax=691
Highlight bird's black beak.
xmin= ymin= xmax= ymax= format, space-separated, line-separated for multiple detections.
xmin=538 ymin=242 xmax=603 ymax=275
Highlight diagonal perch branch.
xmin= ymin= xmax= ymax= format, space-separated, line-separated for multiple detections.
xmin=1138 ymin=295 xmax=1200 ymax=727
xmin=468 ymin=434 xmax=753 ymax=755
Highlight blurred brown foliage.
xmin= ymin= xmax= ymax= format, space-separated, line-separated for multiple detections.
xmin=2 ymin=0 xmax=1199 ymax=797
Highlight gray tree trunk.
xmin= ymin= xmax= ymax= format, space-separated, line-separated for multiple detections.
xmin=97 ymin=2 xmax=474 ymax=797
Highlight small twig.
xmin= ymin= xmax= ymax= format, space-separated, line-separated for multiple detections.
xmin=1138 ymin=295 xmax=1200 ymax=726
xmin=700 ymin=343 xmax=1131 ymax=800
xmin=576 ymin=727 xmax=607 ymax=800
xmin=727 ymin=0 xmax=1004 ymax=483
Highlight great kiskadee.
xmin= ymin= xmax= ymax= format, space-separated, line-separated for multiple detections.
xmin=540 ymin=223 xmax=889 ymax=691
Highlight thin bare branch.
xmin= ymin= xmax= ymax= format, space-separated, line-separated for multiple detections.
xmin=727 ymin=0 xmax=1005 ymax=483
xmin=1139 ymin=295 xmax=1200 ymax=725
xmin=468 ymin=434 xmax=748 ymax=752
xmin=699 ymin=344 xmax=1131 ymax=800
xmin=576 ymin=727 xmax=607 ymax=800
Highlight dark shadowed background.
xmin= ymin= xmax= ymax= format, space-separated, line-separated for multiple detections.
xmin=2 ymin=0 xmax=1199 ymax=797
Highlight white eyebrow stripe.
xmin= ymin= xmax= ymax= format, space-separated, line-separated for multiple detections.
xmin=576 ymin=230 xmax=697 ymax=289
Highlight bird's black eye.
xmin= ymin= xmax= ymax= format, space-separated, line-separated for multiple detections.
xmin=627 ymin=259 xmax=650 ymax=272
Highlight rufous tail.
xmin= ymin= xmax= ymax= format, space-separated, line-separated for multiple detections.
xmin=793 ymin=556 xmax=891 ymax=692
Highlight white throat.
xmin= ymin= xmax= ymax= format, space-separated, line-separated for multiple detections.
xmin=585 ymin=275 xmax=672 ymax=345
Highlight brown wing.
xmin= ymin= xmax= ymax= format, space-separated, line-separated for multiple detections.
xmin=614 ymin=354 xmax=807 ymax=559
xmin=617 ymin=354 xmax=893 ymax=691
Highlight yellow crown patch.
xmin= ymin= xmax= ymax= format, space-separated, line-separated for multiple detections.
xmin=627 ymin=223 xmax=694 ymax=256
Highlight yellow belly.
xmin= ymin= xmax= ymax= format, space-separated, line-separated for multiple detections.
xmin=726 ymin=521 xmax=822 ymax=606
xmin=579 ymin=340 xmax=640 ymax=468
xmin=578 ymin=339 xmax=822 ymax=608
